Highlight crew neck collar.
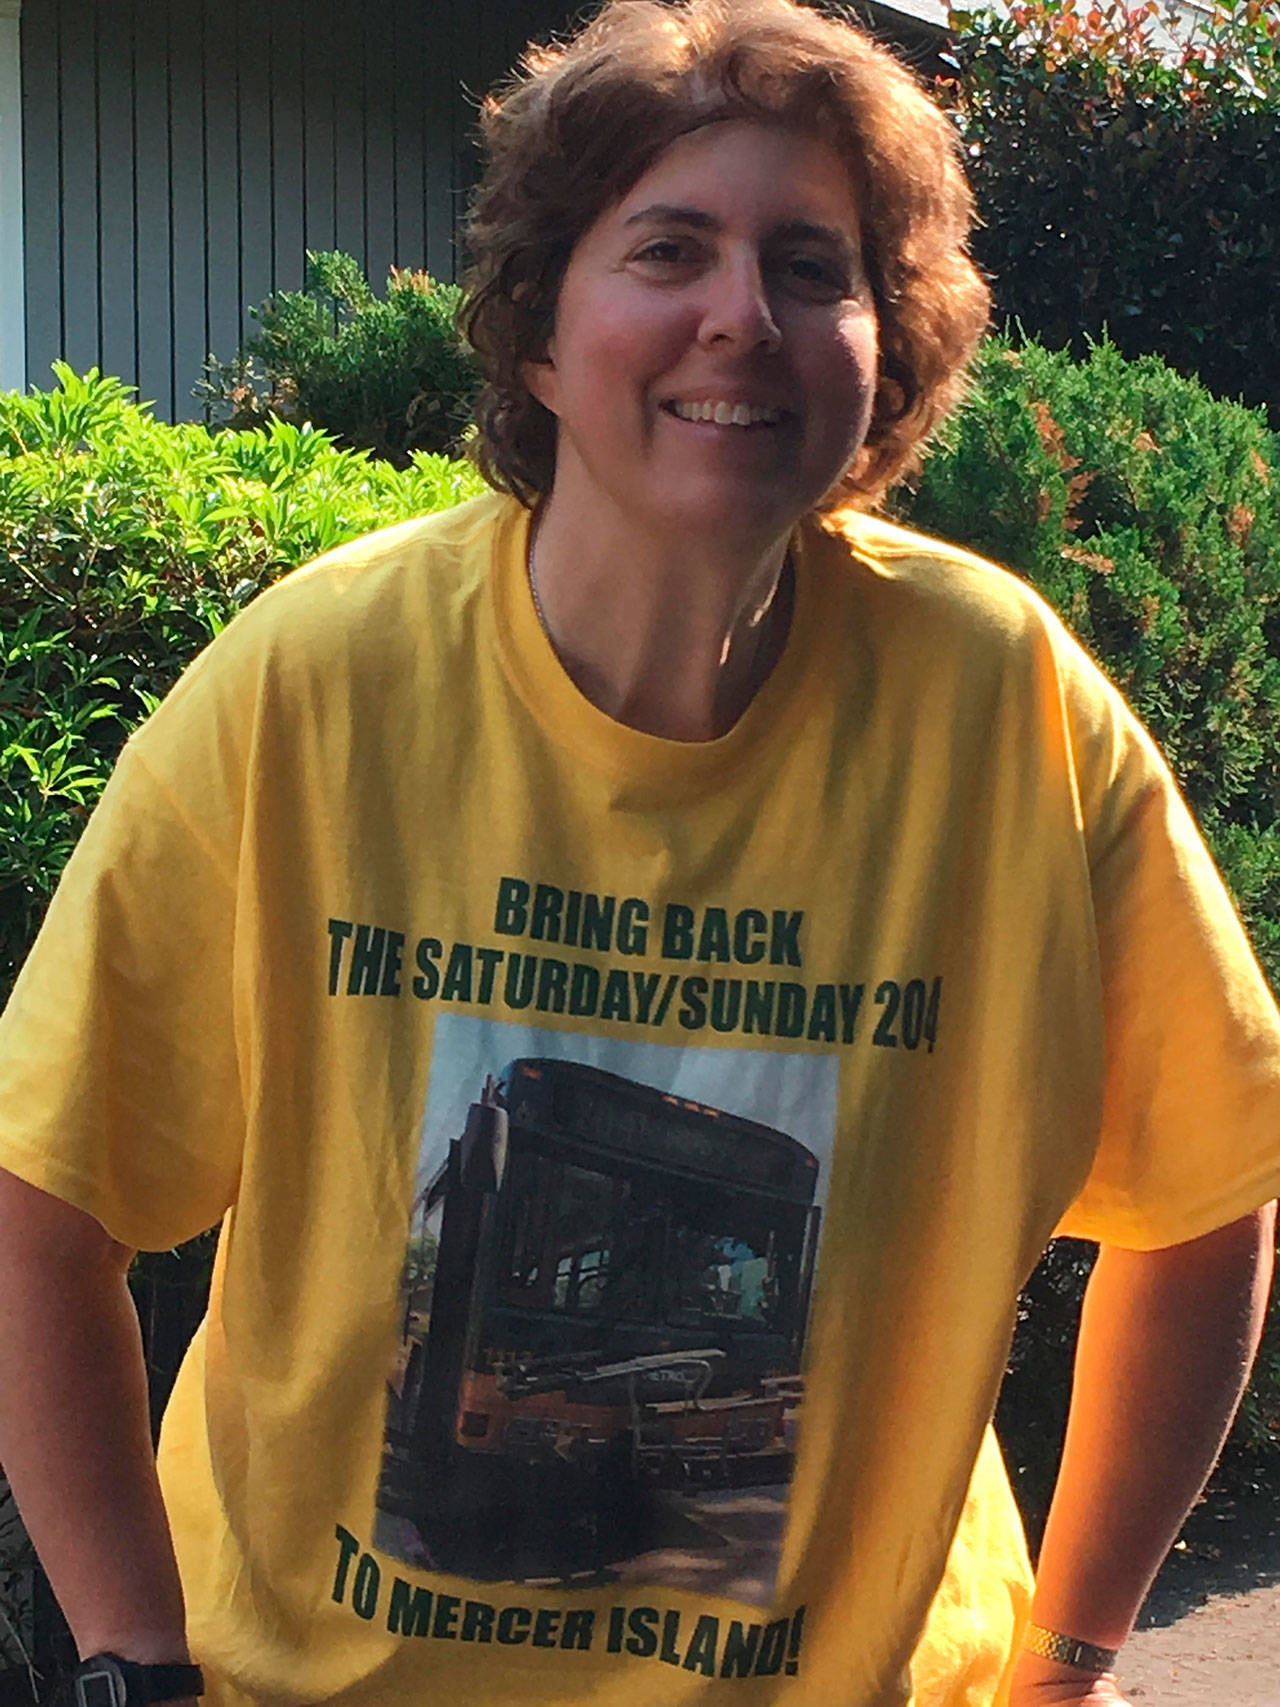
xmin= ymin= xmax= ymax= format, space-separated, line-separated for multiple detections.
xmin=487 ymin=497 xmax=832 ymax=798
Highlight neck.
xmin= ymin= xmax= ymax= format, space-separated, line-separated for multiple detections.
xmin=528 ymin=488 xmax=794 ymax=742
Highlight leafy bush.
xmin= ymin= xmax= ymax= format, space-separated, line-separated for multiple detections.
xmin=0 ymin=364 xmax=484 ymax=1002
xmin=197 ymin=250 xmax=481 ymax=463
xmin=946 ymin=1 xmax=1280 ymax=424
xmin=894 ymin=333 xmax=1280 ymax=984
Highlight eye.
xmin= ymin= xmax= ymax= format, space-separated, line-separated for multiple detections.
xmin=631 ymin=236 xmax=703 ymax=269
xmin=775 ymin=252 xmax=854 ymax=299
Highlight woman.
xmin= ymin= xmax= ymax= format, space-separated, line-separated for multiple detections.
xmin=0 ymin=4 xmax=1276 ymax=1707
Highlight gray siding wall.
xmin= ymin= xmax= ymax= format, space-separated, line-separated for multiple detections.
xmin=20 ymin=0 xmax=572 ymax=420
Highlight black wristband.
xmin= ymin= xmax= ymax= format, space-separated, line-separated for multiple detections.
xmin=62 ymin=1654 xmax=204 ymax=1707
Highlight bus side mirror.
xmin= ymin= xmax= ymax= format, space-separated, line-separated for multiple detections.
xmin=460 ymin=1100 xmax=509 ymax=1194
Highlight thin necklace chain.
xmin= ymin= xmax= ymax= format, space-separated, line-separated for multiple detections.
xmin=527 ymin=523 xmax=793 ymax=692
xmin=528 ymin=527 xmax=550 ymax=634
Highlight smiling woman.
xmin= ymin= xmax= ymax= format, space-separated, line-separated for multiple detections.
xmin=1 ymin=6 xmax=1279 ymax=1707
xmin=458 ymin=0 xmax=988 ymax=741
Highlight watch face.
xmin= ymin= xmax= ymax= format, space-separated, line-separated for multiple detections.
xmin=77 ymin=1672 xmax=122 ymax=1707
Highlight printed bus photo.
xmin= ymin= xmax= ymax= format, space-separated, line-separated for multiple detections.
xmin=375 ymin=1052 xmax=825 ymax=1599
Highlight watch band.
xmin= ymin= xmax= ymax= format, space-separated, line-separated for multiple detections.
xmin=64 ymin=1653 xmax=205 ymax=1707
xmin=1023 ymin=1622 xmax=1119 ymax=1674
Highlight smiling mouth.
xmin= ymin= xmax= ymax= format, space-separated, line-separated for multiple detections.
xmin=663 ymin=399 xmax=786 ymax=427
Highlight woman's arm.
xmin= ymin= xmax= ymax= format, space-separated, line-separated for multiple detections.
xmin=0 ymin=1168 xmax=192 ymax=1668
xmin=1010 ymin=1201 xmax=1276 ymax=1706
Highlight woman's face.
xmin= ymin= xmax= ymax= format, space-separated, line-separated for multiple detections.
xmin=525 ymin=119 xmax=879 ymax=547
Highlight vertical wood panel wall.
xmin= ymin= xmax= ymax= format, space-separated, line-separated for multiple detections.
xmin=20 ymin=0 xmax=572 ymax=420
xmin=0 ymin=1 xmax=24 ymax=392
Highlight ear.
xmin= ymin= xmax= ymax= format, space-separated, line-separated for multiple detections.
xmin=521 ymin=347 xmax=560 ymax=417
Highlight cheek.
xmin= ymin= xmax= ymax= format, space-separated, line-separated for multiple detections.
xmin=554 ymin=291 xmax=695 ymax=406
xmin=840 ymin=307 xmax=880 ymax=385
xmin=822 ymin=316 xmax=879 ymax=436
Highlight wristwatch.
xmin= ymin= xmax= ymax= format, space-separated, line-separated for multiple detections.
xmin=60 ymin=1654 xmax=205 ymax=1707
xmin=1023 ymin=1622 xmax=1119 ymax=1674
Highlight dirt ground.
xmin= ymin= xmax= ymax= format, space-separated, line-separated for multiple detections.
xmin=1116 ymin=1486 xmax=1280 ymax=1705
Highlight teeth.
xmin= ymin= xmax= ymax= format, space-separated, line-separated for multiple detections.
xmin=669 ymin=400 xmax=781 ymax=426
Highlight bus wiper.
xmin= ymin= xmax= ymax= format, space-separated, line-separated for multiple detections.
xmin=495 ymin=1347 xmax=725 ymax=1398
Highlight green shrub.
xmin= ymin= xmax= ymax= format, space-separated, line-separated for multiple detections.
xmin=894 ymin=333 xmax=1280 ymax=985
xmin=197 ymin=250 xmax=482 ymax=463
xmin=946 ymin=1 xmax=1280 ymax=424
xmin=0 ymin=364 xmax=484 ymax=1001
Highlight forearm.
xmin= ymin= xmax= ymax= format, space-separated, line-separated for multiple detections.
xmin=1031 ymin=1204 xmax=1275 ymax=1650
xmin=0 ymin=1170 xmax=189 ymax=1662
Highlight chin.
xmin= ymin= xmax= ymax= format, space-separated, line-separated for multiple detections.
xmin=651 ymin=480 xmax=815 ymax=544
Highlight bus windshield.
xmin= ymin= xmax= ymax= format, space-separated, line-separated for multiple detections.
xmin=495 ymin=1148 xmax=799 ymax=1332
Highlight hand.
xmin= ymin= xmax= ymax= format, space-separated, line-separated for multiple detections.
xmin=1008 ymin=1649 xmax=1133 ymax=1706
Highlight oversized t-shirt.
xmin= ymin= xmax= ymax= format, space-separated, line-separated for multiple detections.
xmin=3 ymin=491 xmax=1280 ymax=1707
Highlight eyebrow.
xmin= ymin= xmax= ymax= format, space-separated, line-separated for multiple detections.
xmin=624 ymin=203 xmax=721 ymax=230
xmin=623 ymin=205 xmax=859 ymax=262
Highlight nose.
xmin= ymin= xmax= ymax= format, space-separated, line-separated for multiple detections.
xmin=697 ymin=251 xmax=783 ymax=354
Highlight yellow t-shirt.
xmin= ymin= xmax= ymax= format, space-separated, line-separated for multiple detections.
xmin=3 ymin=492 xmax=1280 ymax=1707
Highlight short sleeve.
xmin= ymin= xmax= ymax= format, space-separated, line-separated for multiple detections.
xmin=0 ymin=741 xmax=244 ymax=1251
xmin=1054 ymin=634 xmax=1280 ymax=1248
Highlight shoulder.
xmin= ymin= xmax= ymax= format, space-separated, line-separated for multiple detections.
xmin=147 ymin=491 xmax=516 ymax=692
xmin=812 ymin=507 xmax=1129 ymax=719
xmin=808 ymin=508 xmax=1155 ymax=828
xmin=229 ymin=488 xmax=519 ymax=644
xmin=809 ymin=507 xmax=1065 ymax=653
xmin=128 ymin=489 xmax=522 ymax=773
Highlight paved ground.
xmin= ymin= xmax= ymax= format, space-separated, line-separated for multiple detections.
xmin=1121 ymin=1582 xmax=1280 ymax=1704
xmin=1115 ymin=1487 xmax=1280 ymax=1705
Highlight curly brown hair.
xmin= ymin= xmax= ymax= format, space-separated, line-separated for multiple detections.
xmin=460 ymin=0 xmax=989 ymax=510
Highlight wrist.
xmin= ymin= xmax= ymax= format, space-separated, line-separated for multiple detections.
xmin=1014 ymin=1646 xmax=1116 ymax=1686
xmin=60 ymin=1654 xmax=203 ymax=1707
xmin=76 ymin=1635 xmax=191 ymax=1667
xmin=1023 ymin=1621 xmax=1120 ymax=1674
